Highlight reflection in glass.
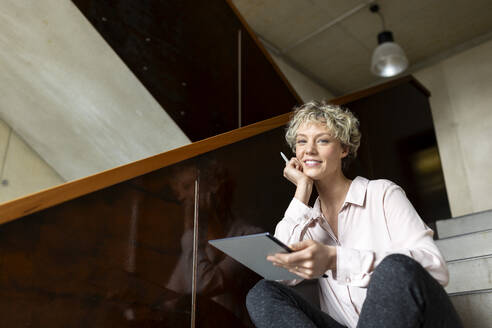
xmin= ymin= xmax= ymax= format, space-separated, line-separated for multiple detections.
xmin=194 ymin=127 xmax=293 ymax=327
xmin=0 ymin=160 xmax=200 ymax=327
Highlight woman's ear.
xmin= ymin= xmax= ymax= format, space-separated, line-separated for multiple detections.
xmin=341 ymin=146 xmax=349 ymax=159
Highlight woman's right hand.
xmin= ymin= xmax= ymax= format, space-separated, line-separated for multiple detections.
xmin=283 ymin=157 xmax=313 ymax=205
xmin=283 ymin=158 xmax=308 ymax=186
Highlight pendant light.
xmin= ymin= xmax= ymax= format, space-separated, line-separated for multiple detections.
xmin=370 ymin=4 xmax=408 ymax=77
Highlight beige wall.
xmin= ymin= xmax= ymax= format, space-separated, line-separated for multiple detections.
xmin=0 ymin=119 xmax=64 ymax=203
xmin=415 ymin=38 xmax=492 ymax=217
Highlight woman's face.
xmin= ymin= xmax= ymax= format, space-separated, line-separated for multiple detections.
xmin=295 ymin=121 xmax=348 ymax=181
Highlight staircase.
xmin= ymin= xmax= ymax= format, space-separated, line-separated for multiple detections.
xmin=436 ymin=210 xmax=492 ymax=328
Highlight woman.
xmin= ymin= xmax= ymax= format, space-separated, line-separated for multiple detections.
xmin=246 ymin=101 xmax=462 ymax=328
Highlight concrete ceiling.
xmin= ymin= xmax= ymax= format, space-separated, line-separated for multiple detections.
xmin=232 ymin=0 xmax=492 ymax=96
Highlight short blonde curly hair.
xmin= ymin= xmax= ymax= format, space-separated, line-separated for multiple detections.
xmin=285 ymin=101 xmax=361 ymax=169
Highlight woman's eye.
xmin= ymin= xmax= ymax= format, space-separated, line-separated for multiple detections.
xmin=296 ymin=139 xmax=306 ymax=144
xmin=318 ymin=139 xmax=330 ymax=143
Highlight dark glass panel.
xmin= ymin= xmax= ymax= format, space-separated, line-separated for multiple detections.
xmin=71 ymin=0 xmax=240 ymax=141
xmin=0 ymin=160 xmax=198 ymax=327
xmin=241 ymin=29 xmax=299 ymax=126
xmin=344 ymin=82 xmax=451 ymax=222
xmin=71 ymin=0 xmax=300 ymax=141
xmin=194 ymin=126 xmax=293 ymax=327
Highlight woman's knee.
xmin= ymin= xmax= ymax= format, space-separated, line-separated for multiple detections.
xmin=246 ymin=280 xmax=276 ymax=311
xmin=372 ymin=254 xmax=424 ymax=288
xmin=246 ymin=279 xmax=286 ymax=322
xmin=378 ymin=254 xmax=422 ymax=273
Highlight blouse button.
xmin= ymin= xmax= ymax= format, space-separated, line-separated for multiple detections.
xmin=345 ymin=277 xmax=351 ymax=283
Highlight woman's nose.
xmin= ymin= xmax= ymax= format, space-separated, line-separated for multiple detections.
xmin=306 ymin=140 xmax=317 ymax=154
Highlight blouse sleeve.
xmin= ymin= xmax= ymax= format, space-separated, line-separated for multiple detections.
xmin=273 ymin=197 xmax=319 ymax=285
xmin=335 ymin=183 xmax=449 ymax=288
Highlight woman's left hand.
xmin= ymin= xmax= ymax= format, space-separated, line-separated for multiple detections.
xmin=267 ymin=240 xmax=337 ymax=279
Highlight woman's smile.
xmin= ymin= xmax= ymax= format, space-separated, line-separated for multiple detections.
xmin=303 ymin=159 xmax=322 ymax=167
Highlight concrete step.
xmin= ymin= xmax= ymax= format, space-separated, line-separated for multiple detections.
xmin=437 ymin=209 xmax=492 ymax=238
xmin=436 ymin=229 xmax=492 ymax=261
xmin=450 ymin=289 xmax=492 ymax=328
xmin=445 ymin=255 xmax=492 ymax=294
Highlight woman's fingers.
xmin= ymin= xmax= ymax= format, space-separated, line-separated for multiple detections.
xmin=267 ymin=240 xmax=336 ymax=278
xmin=288 ymin=267 xmax=311 ymax=279
xmin=289 ymin=158 xmax=303 ymax=171
xmin=289 ymin=239 xmax=315 ymax=251
xmin=285 ymin=157 xmax=302 ymax=171
xmin=267 ymin=247 xmax=313 ymax=268
xmin=268 ymin=255 xmax=318 ymax=279
xmin=283 ymin=158 xmax=308 ymax=186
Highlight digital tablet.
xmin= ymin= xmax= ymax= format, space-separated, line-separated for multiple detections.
xmin=208 ymin=232 xmax=299 ymax=280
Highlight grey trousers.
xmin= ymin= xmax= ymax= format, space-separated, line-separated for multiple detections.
xmin=246 ymin=254 xmax=463 ymax=328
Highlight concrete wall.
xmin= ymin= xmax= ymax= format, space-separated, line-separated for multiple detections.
xmin=0 ymin=119 xmax=64 ymax=203
xmin=268 ymin=52 xmax=335 ymax=102
xmin=414 ymin=39 xmax=492 ymax=217
xmin=0 ymin=0 xmax=190 ymax=204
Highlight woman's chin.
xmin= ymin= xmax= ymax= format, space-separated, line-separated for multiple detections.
xmin=304 ymin=172 xmax=324 ymax=181
xmin=304 ymin=169 xmax=337 ymax=181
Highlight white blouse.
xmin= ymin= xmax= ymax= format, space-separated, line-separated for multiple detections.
xmin=274 ymin=176 xmax=448 ymax=328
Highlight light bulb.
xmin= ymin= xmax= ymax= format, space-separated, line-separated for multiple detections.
xmin=371 ymin=33 xmax=408 ymax=77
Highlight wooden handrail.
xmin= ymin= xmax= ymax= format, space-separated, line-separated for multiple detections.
xmin=0 ymin=75 xmax=426 ymax=225
xmin=0 ymin=113 xmax=290 ymax=225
